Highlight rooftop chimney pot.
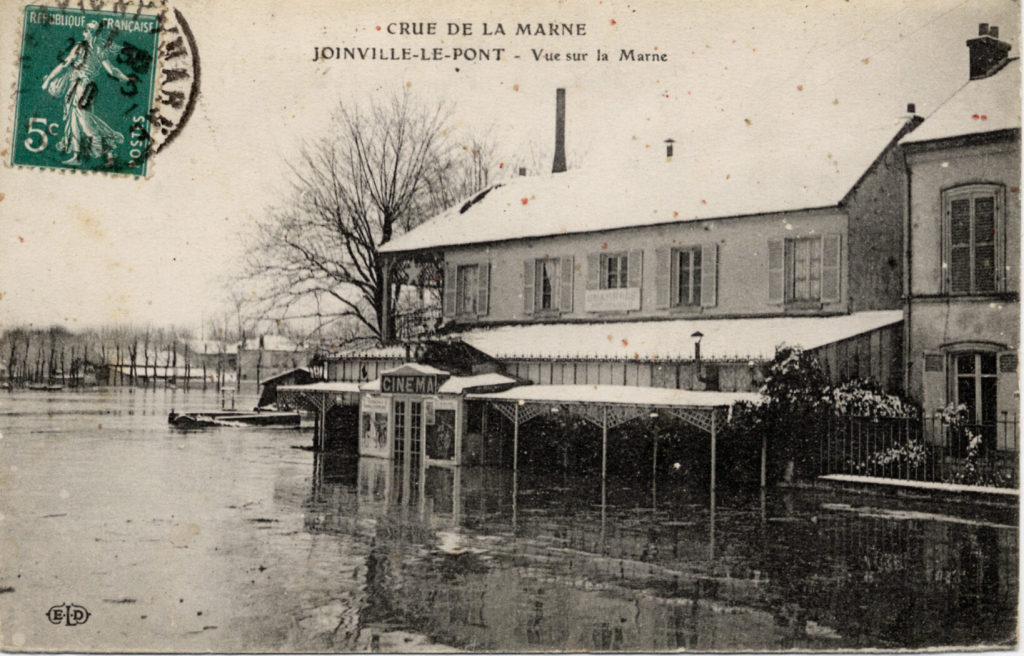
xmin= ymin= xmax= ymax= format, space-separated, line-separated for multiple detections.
xmin=906 ymin=103 xmax=916 ymax=114
xmin=665 ymin=138 xmax=675 ymax=158
xmin=967 ymin=23 xmax=1012 ymax=80
xmin=552 ymin=88 xmax=567 ymax=173
xmin=518 ymin=167 xmax=527 ymax=177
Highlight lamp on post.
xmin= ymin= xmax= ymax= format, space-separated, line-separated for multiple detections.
xmin=690 ymin=331 xmax=704 ymax=362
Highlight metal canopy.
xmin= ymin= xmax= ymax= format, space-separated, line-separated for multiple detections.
xmin=471 ymin=385 xmax=766 ymax=556
xmin=467 ymin=385 xmax=761 ymax=435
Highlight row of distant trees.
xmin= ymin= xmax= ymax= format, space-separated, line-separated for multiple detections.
xmin=0 ymin=322 xmax=248 ymax=387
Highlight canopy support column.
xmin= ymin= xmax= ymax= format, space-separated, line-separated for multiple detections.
xmin=761 ymin=432 xmax=767 ymax=488
xmin=601 ymin=405 xmax=608 ymax=546
xmin=709 ymin=409 xmax=717 ymax=561
xmin=512 ymin=403 xmax=519 ymax=531
xmin=651 ymin=430 xmax=658 ymax=511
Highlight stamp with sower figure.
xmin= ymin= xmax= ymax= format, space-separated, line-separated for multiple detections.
xmin=10 ymin=2 xmax=198 ymax=177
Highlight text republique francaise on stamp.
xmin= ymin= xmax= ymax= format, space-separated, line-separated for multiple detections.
xmin=10 ymin=2 xmax=198 ymax=177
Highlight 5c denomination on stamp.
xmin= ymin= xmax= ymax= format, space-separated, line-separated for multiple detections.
xmin=11 ymin=4 xmax=163 ymax=176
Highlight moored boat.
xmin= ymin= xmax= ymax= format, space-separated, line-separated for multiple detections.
xmin=168 ymin=408 xmax=301 ymax=428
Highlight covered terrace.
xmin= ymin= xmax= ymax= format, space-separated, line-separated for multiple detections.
xmin=467 ymin=384 xmax=762 ymax=548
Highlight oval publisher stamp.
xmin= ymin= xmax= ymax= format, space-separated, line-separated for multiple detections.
xmin=8 ymin=1 xmax=199 ymax=177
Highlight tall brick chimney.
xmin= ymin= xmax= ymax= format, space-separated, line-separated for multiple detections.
xmin=552 ymin=88 xmax=567 ymax=173
xmin=967 ymin=23 xmax=1012 ymax=80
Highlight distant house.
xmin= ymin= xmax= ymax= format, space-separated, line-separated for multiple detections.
xmin=900 ymin=24 xmax=1020 ymax=449
xmin=191 ymin=334 xmax=310 ymax=392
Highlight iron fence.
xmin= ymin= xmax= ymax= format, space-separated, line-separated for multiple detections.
xmin=820 ymin=413 xmax=1019 ymax=489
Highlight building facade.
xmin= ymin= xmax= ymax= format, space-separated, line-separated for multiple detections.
xmin=901 ymin=24 xmax=1020 ymax=451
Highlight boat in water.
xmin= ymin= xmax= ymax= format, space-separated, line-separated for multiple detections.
xmin=26 ymin=383 xmax=64 ymax=391
xmin=167 ymin=408 xmax=301 ymax=429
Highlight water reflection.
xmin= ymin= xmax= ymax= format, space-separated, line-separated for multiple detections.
xmin=305 ymin=454 xmax=1017 ymax=651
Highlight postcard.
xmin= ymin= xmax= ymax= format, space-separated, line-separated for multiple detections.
xmin=0 ymin=0 xmax=1019 ymax=652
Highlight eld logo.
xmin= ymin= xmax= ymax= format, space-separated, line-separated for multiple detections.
xmin=46 ymin=603 xmax=90 ymax=626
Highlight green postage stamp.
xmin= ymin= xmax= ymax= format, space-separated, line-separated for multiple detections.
xmin=11 ymin=5 xmax=161 ymax=176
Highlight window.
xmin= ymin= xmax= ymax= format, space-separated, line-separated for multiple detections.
xmin=535 ymin=258 xmax=560 ymax=311
xmin=787 ymin=237 xmax=822 ymax=301
xmin=602 ymin=253 xmax=628 ymax=289
xmin=945 ymin=186 xmax=1002 ymax=294
xmin=768 ymin=234 xmax=840 ymax=305
xmin=523 ymin=256 xmax=572 ymax=315
xmin=952 ymin=352 xmax=999 ymax=452
xmin=456 ymin=264 xmax=478 ymax=315
xmin=675 ymin=247 xmax=702 ymax=306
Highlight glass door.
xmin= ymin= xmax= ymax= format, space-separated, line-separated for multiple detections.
xmin=392 ymin=398 xmax=424 ymax=506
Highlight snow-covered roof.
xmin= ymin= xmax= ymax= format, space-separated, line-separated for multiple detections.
xmin=458 ymin=310 xmax=903 ymax=361
xmin=358 ymin=372 xmax=518 ymax=394
xmin=333 ymin=344 xmax=406 ymax=359
xmin=467 ymin=385 xmax=761 ymax=409
xmin=380 ymin=120 xmax=913 ymax=254
xmin=278 ymin=381 xmax=362 ymax=393
xmin=901 ymin=62 xmax=1020 ymax=145
xmin=259 ymin=367 xmax=309 ymax=384
xmin=380 ymin=362 xmax=448 ymax=376
xmin=438 ymin=373 xmax=518 ymax=394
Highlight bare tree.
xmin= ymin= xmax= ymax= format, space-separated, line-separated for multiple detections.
xmin=246 ymin=91 xmax=497 ymax=344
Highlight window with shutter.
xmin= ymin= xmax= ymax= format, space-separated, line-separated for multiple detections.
xmin=672 ymin=246 xmax=702 ymax=306
xmin=443 ymin=263 xmax=457 ymax=318
xmin=522 ymin=260 xmax=535 ymax=315
xmin=654 ymin=247 xmax=671 ymax=309
xmin=534 ymin=258 xmax=560 ymax=311
xmin=700 ymin=243 xmax=718 ymax=308
xmin=767 ymin=240 xmax=784 ymax=304
xmin=476 ymin=262 xmax=490 ymax=316
xmin=601 ymin=253 xmax=629 ymax=289
xmin=771 ymin=235 xmax=840 ymax=304
xmin=456 ymin=264 xmax=479 ymax=315
xmin=944 ymin=185 xmax=1003 ymax=295
xmin=559 ymin=256 xmax=574 ymax=312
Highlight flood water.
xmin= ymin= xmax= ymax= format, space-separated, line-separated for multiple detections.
xmin=0 ymin=388 xmax=1017 ymax=652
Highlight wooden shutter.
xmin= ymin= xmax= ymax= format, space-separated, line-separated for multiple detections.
xmin=522 ymin=260 xmax=535 ymax=315
xmin=586 ymin=253 xmax=601 ymax=290
xmin=973 ymin=195 xmax=997 ymax=292
xmin=559 ymin=256 xmax=574 ymax=312
xmin=821 ymin=234 xmax=841 ymax=303
xmin=701 ymin=243 xmax=718 ymax=308
xmin=949 ymin=196 xmax=971 ymax=293
xmin=443 ymin=262 xmax=457 ymax=318
xmin=921 ymin=351 xmax=947 ymax=416
xmin=996 ymin=350 xmax=1017 ymax=449
xmin=476 ymin=261 xmax=490 ymax=316
xmin=767 ymin=240 xmax=784 ymax=304
xmin=654 ymin=247 xmax=671 ymax=309
xmin=628 ymin=249 xmax=643 ymax=289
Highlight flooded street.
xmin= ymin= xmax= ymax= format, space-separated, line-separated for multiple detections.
xmin=0 ymin=388 xmax=1017 ymax=652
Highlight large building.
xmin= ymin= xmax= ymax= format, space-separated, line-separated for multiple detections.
xmin=291 ymin=23 xmax=1019 ymax=475
xmin=366 ymin=98 xmax=920 ymax=393
xmin=901 ymin=23 xmax=1020 ymax=450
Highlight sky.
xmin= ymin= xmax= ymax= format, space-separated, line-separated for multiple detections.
xmin=0 ymin=0 xmax=1019 ymax=332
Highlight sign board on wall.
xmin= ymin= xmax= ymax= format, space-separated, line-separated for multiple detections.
xmin=381 ymin=374 xmax=443 ymax=394
xmin=585 ymin=287 xmax=641 ymax=312
xmin=359 ymin=394 xmax=390 ymax=458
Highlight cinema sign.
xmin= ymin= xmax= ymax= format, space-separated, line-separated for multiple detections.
xmin=380 ymin=373 xmax=444 ymax=394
